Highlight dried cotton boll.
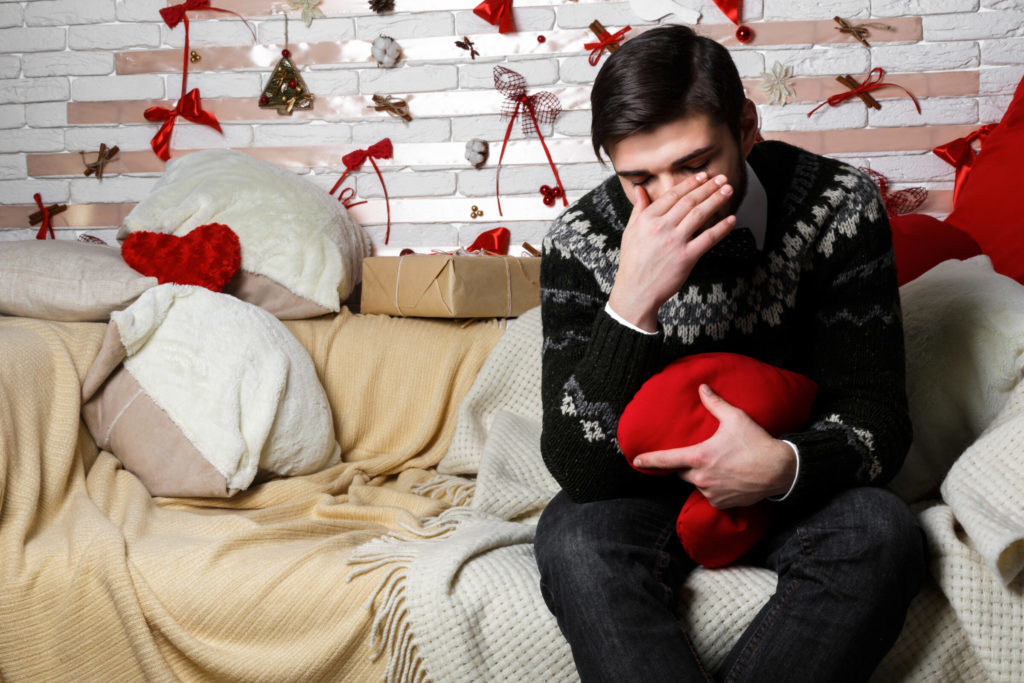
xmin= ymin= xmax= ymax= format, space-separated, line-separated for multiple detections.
xmin=371 ymin=35 xmax=401 ymax=68
xmin=465 ymin=139 xmax=489 ymax=168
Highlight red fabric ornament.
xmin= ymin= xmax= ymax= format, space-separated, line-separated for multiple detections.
xmin=860 ymin=167 xmax=928 ymax=218
xmin=807 ymin=68 xmax=921 ymax=118
xmin=329 ymin=138 xmax=394 ymax=243
xmin=712 ymin=0 xmax=741 ymax=24
xmin=148 ymin=0 xmax=254 ymax=161
xmin=493 ymin=65 xmax=567 ymax=216
xmin=932 ymin=123 xmax=998 ymax=206
xmin=889 ymin=213 xmax=981 ymax=286
xmin=584 ymin=25 xmax=630 ymax=66
xmin=121 ymin=223 xmax=242 ymax=292
xmin=943 ymin=74 xmax=1024 ymax=284
xmin=466 ymin=227 xmax=510 ymax=255
xmin=474 ymin=0 xmax=515 ymax=34
xmin=618 ymin=352 xmax=817 ymax=568
xmin=32 ymin=193 xmax=56 ymax=240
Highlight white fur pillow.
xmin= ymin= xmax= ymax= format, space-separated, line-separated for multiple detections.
xmin=82 ymin=284 xmax=340 ymax=496
xmin=892 ymin=256 xmax=1024 ymax=502
xmin=120 ymin=149 xmax=370 ymax=317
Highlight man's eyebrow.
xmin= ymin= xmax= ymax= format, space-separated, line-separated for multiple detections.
xmin=615 ymin=146 xmax=716 ymax=178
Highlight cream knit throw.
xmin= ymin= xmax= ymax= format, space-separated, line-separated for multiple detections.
xmin=348 ymin=304 xmax=1024 ymax=682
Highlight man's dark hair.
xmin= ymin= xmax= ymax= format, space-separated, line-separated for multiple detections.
xmin=590 ymin=25 xmax=746 ymax=161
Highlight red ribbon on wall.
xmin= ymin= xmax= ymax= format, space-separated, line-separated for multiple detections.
xmin=474 ymin=0 xmax=515 ymax=34
xmin=807 ymin=67 xmax=921 ymax=118
xmin=932 ymin=123 xmax=998 ymax=206
xmin=584 ymin=25 xmax=630 ymax=66
xmin=712 ymin=0 xmax=740 ymax=24
xmin=493 ymin=65 xmax=567 ymax=217
xmin=147 ymin=0 xmax=254 ymax=161
xmin=330 ymin=138 xmax=394 ymax=243
xmin=33 ymin=193 xmax=55 ymax=240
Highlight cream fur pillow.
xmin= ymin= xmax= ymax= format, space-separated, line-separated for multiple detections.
xmin=892 ymin=256 xmax=1024 ymax=502
xmin=82 ymin=284 xmax=340 ymax=496
xmin=120 ymin=149 xmax=370 ymax=317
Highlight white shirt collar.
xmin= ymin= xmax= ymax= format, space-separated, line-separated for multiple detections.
xmin=733 ymin=161 xmax=767 ymax=251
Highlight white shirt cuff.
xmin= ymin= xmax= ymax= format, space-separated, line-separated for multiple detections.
xmin=768 ymin=440 xmax=800 ymax=502
xmin=604 ymin=303 xmax=658 ymax=335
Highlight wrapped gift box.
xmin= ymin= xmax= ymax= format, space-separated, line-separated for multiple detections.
xmin=360 ymin=253 xmax=541 ymax=318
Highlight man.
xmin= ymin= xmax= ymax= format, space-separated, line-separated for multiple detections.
xmin=533 ymin=25 xmax=927 ymax=682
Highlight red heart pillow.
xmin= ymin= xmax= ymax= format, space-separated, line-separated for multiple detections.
xmin=890 ymin=213 xmax=981 ymax=286
xmin=945 ymin=74 xmax=1024 ymax=283
xmin=122 ymin=223 xmax=242 ymax=292
xmin=618 ymin=352 xmax=817 ymax=567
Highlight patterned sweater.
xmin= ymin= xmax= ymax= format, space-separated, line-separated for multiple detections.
xmin=539 ymin=141 xmax=911 ymax=506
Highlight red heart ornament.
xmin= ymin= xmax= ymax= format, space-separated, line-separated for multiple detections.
xmin=122 ymin=223 xmax=242 ymax=292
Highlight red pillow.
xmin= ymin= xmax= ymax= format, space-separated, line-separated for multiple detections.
xmin=889 ymin=213 xmax=981 ymax=286
xmin=618 ymin=352 xmax=817 ymax=568
xmin=945 ymin=74 xmax=1024 ymax=283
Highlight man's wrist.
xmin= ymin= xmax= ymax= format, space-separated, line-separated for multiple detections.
xmin=605 ymin=302 xmax=658 ymax=335
xmin=767 ymin=439 xmax=800 ymax=502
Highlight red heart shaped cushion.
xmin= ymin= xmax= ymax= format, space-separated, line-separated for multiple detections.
xmin=617 ymin=352 xmax=818 ymax=567
xmin=122 ymin=223 xmax=242 ymax=292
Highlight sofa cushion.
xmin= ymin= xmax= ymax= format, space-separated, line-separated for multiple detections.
xmin=890 ymin=213 xmax=981 ymax=286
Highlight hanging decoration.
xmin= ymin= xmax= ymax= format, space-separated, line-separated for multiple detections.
xmin=287 ymin=0 xmax=324 ymax=27
xmin=190 ymin=50 xmax=201 ymax=63
xmin=860 ymin=168 xmax=928 ymax=217
xmin=455 ymin=36 xmax=480 ymax=60
xmin=81 ymin=143 xmax=120 ymax=179
xmin=369 ymin=0 xmax=395 ymax=13
xmin=759 ymin=62 xmax=796 ymax=106
xmin=474 ymin=0 xmax=514 ymax=34
xmin=807 ymin=68 xmax=920 ymax=117
xmin=371 ymin=35 xmax=402 ymax=68
xmin=539 ymin=184 xmax=564 ymax=206
xmin=835 ymin=73 xmax=881 ymax=109
xmin=329 ymin=138 xmax=394 ymax=244
xmin=493 ymin=65 xmax=566 ymax=216
xmin=708 ymin=0 xmax=753 ymax=43
xmin=933 ymin=124 xmax=998 ymax=205
xmin=146 ymin=0 xmax=255 ymax=161
xmin=465 ymin=139 xmax=489 ymax=168
xmin=29 ymin=194 xmax=64 ymax=240
xmin=470 ymin=205 xmax=484 ymax=219
xmin=833 ymin=16 xmax=895 ymax=49
xmin=585 ymin=21 xmax=630 ymax=66
xmin=259 ymin=13 xmax=314 ymax=116
xmin=371 ymin=94 xmax=411 ymax=121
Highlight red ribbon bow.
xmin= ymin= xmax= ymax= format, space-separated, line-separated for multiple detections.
xmin=808 ymin=67 xmax=921 ymax=118
xmin=33 ymin=193 xmax=55 ymax=240
xmin=330 ymin=138 xmax=394 ymax=244
xmin=147 ymin=1 xmax=253 ymax=161
xmin=933 ymin=123 xmax=998 ymax=206
xmin=861 ymin=168 xmax=928 ymax=218
xmin=584 ymin=25 xmax=630 ymax=66
xmin=144 ymin=89 xmax=222 ymax=161
xmin=474 ymin=0 xmax=515 ymax=34
xmin=493 ymin=65 xmax=567 ymax=216
xmin=467 ymin=227 xmax=511 ymax=255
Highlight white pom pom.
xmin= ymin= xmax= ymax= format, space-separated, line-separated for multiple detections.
xmin=464 ymin=138 xmax=489 ymax=168
xmin=371 ymin=35 xmax=401 ymax=68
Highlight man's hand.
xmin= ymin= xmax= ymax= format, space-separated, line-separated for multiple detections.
xmin=608 ymin=173 xmax=736 ymax=332
xmin=631 ymin=384 xmax=797 ymax=508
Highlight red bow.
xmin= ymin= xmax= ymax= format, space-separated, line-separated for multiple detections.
xmin=712 ymin=0 xmax=741 ymax=24
xmin=467 ymin=227 xmax=511 ymax=255
xmin=474 ymin=0 xmax=515 ymax=34
xmin=807 ymin=67 xmax=921 ymax=118
xmin=861 ymin=168 xmax=927 ymax=218
xmin=33 ymin=193 xmax=55 ymax=240
xmin=330 ymin=138 xmax=394 ymax=243
xmin=933 ymin=124 xmax=998 ymax=206
xmin=159 ymin=0 xmax=209 ymax=28
xmin=144 ymin=89 xmax=222 ymax=161
xmin=493 ymin=65 xmax=566 ymax=216
xmin=584 ymin=25 xmax=630 ymax=66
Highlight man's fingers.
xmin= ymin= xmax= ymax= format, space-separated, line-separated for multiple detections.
xmin=644 ymin=171 xmax=712 ymax=216
xmin=632 ymin=445 xmax=696 ymax=471
xmin=664 ymin=175 xmax=734 ymax=236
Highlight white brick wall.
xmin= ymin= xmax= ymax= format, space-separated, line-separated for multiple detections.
xmin=0 ymin=0 xmax=1022 ymax=246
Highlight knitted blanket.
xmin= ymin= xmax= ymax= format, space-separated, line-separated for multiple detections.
xmin=348 ymin=306 xmax=1023 ymax=682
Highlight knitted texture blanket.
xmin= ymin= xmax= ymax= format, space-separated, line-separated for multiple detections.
xmin=347 ymin=305 xmax=1024 ymax=683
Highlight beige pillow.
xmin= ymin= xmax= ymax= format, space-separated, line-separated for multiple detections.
xmin=0 ymin=241 xmax=157 ymax=322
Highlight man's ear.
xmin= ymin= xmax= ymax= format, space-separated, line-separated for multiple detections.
xmin=739 ymin=99 xmax=759 ymax=157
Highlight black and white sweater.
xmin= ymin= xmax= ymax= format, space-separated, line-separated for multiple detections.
xmin=539 ymin=141 xmax=911 ymax=506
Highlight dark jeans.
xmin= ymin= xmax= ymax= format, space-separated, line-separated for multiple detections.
xmin=534 ymin=485 xmax=927 ymax=683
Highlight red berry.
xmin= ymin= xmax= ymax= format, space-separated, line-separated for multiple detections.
xmin=288 ymin=79 xmax=297 ymax=89
xmin=259 ymin=95 xmax=269 ymax=104
xmin=282 ymin=49 xmax=291 ymax=58
xmin=537 ymin=35 xmax=546 ymax=43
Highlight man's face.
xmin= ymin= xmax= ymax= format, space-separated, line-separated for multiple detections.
xmin=607 ymin=110 xmax=752 ymax=224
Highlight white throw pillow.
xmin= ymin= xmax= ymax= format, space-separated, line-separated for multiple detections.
xmin=120 ymin=149 xmax=370 ymax=317
xmin=892 ymin=256 xmax=1024 ymax=502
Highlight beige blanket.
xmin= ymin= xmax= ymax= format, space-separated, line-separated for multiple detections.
xmin=0 ymin=310 xmax=503 ymax=681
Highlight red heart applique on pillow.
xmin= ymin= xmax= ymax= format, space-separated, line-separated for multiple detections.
xmin=122 ymin=223 xmax=242 ymax=292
